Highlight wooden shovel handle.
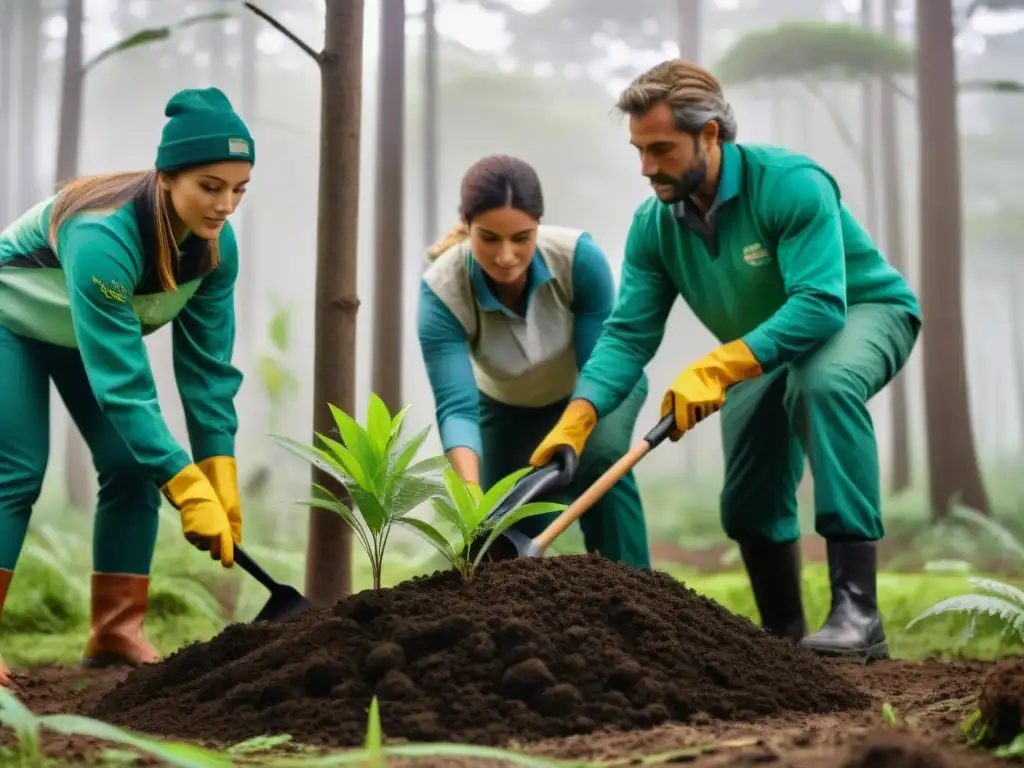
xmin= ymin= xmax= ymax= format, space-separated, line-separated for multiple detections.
xmin=531 ymin=413 xmax=677 ymax=554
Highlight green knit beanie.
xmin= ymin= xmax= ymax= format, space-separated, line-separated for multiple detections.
xmin=155 ymin=87 xmax=254 ymax=171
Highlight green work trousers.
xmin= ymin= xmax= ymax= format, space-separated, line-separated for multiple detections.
xmin=719 ymin=303 xmax=920 ymax=544
xmin=0 ymin=324 xmax=160 ymax=575
xmin=479 ymin=375 xmax=652 ymax=569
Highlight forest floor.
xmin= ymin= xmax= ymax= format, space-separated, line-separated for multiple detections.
xmin=0 ymin=656 xmax=1005 ymax=766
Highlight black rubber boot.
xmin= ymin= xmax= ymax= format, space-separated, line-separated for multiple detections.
xmin=800 ymin=540 xmax=889 ymax=662
xmin=739 ymin=539 xmax=807 ymax=643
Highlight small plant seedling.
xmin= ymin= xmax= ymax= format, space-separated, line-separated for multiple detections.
xmin=398 ymin=466 xmax=566 ymax=579
xmin=881 ymin=702 xmax=898 ymax=725
xmin=272 ymin=394 xmax=447 ymax=589
xmin=227 ymin=733 xmax=294 ymax=755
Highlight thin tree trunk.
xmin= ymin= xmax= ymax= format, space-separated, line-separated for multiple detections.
xmin=422 ymin=0 xmax=438 ymax=247
xmin=15 ymin=0 xmax=42 ymax=211
xmin=916 ymin=0 xmax=990 ymax=518
xmin=677 ymin=0 xmax=701 ymax=62
xmin=1010 ymin=284 xmax=1024 ymax=459
xmin=881 ymin=0 xmax=911 ymax=492
xmin=305 ymin=0 xmax=364 ymax=606
xmin=860 ymin=0 xmax=879 ymax=239
xmin=239 ymin=9 xmax=258 ymax=362
xmin=679 ymin=0 xmax=701 ymax=473
xmin=371 ymin=0 xmax=405 ymax=413
xmin=56 ymin=0 xmax=94 ymax=511
xmin=0 ymin=0 xmax=14 ymax=224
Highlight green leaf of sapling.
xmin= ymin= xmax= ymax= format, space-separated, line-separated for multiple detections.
xmin=365 ymin=393 xmax=393 ymax=459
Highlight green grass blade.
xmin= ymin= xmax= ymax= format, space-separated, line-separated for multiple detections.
xmin=0 ymin=685 xmax=40 ymax=732
xmin=364 ymin=696 xmax=386 ymax=767
xmin=272 ymin=741 xmax=581 ymax=766
xmin=40 ymin=714 xmax=234 ymax=767
xmin=227 ymin=733 xmax=294 ymax=755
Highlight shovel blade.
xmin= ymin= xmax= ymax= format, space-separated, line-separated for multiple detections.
xmin=467 ymin=527 xmax=533 ymax=563
xmin=252 ymin=586 xmax=316 ymax=623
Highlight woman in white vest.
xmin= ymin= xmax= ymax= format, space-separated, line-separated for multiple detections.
xmin=417 ymin=154 xmax=650 ymax=569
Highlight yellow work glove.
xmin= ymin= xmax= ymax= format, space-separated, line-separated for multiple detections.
xmin=661 ymin=339 xmax=763 ymax=440
xmin=161 ymin=463 xmax=235 ymax=568
xmin=529 ymin=399 xmax=598 ymax=467
xmin=197 ymin=456 xmax=242 ymax=545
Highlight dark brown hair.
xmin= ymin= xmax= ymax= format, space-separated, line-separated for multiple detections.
xmin=427 ymin=155 xmax=544 ymax=260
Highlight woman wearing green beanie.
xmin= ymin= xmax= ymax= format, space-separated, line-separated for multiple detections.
xmin=0 ymin=87 xmax=254 ymax=686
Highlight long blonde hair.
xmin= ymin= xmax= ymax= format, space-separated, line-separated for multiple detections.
xmin=426 ymin=222 xmax=469 ymax=261
xmin=48 ymin=169 xmax=220 ymax=292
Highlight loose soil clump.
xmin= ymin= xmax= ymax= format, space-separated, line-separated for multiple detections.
xmin=839 ymin=729 xmax=950 ymax=767
xmin=978 ymin=657 xmax=1024 ymax=747
xmin=88 ymin=554 xmax=868 ymax=748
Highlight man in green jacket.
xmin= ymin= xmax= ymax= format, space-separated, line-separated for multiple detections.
xmin=530 ymin=60 xmax=921 ymax=661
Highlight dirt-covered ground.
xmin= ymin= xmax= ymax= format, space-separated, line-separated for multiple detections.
xmin=1 ymin=556 xmax=1013 ymax=766
xmin=0 ymin=657 xmax=1005 ymax=765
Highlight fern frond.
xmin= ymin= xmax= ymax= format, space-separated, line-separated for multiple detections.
xmin=906 ymin=594 xmax=1024 ymax=633
xmin=967 ymin=577 xmax=1024 ymax=608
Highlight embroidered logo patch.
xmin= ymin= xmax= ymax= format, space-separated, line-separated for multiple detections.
xmin=742 ymin=242 xmax=772 ymax=267
xmin=228 ymin=137 xmax=251 ymax=156
xmin=92 ymin=276 xmax=128 ymax=303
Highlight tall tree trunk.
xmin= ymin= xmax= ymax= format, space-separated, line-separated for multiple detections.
xmin=239 ymin=9 xmax=258 ymax=363
xmin=880 ymin=0 xmax=911 ymax=493
xmin=678 ymin=0 xmax=702 ymax=473
xmin=916 ymin=0 xmax=990 ymax=518
xmin=305 ymin=0 xmax=364 ymax=607
xmin=1010 ymin=283 xmax=1024 ymax=459
xmin=677 ymin=0 xmax=701 ymax=62
xmin=422 ymin=0 xmax=438 ymax=247
xmin=0 ymin=0 xmax=14 ymax=224
xmin=15 ymin=0 xmax=42 ymax=211
xmin=371 ymin=0 xmax=405 ymax=413
xmin=860 ymin=0 xmax=879 ymax=239
xmin=55 ymin=0 xmax=95 ymax=510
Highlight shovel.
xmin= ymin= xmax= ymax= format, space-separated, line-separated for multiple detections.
xmin=233 ymin=545 xmax=316 ymax=622
xmin=477 ymin=413 xmax=677 ymax=561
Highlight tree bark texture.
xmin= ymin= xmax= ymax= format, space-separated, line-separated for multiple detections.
xmin=305 ymin=0 xmax=365 ymax=606
xmin=915 ymin=0 xmax=990 ymax=517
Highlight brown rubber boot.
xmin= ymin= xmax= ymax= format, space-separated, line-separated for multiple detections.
xmin=0 ymin=568 xmax=12 ymax=687
xmin=82 ymin=573 xmax=161 ymax=669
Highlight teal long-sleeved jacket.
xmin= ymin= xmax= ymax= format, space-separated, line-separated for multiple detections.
xmin=0 ymin=188 xmax=243 ymax=486
xmin=573 ymin=142 xmax=921 ymax=416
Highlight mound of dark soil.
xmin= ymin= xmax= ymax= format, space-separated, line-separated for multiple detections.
xmin=978 ymin=657 xmax=1024 ymax=746
xmin=88 ymin=554 xmax=868 ymax=748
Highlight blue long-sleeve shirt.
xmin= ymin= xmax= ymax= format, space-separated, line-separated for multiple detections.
xmin=418 ymin=229 xmax=615 ymax=457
